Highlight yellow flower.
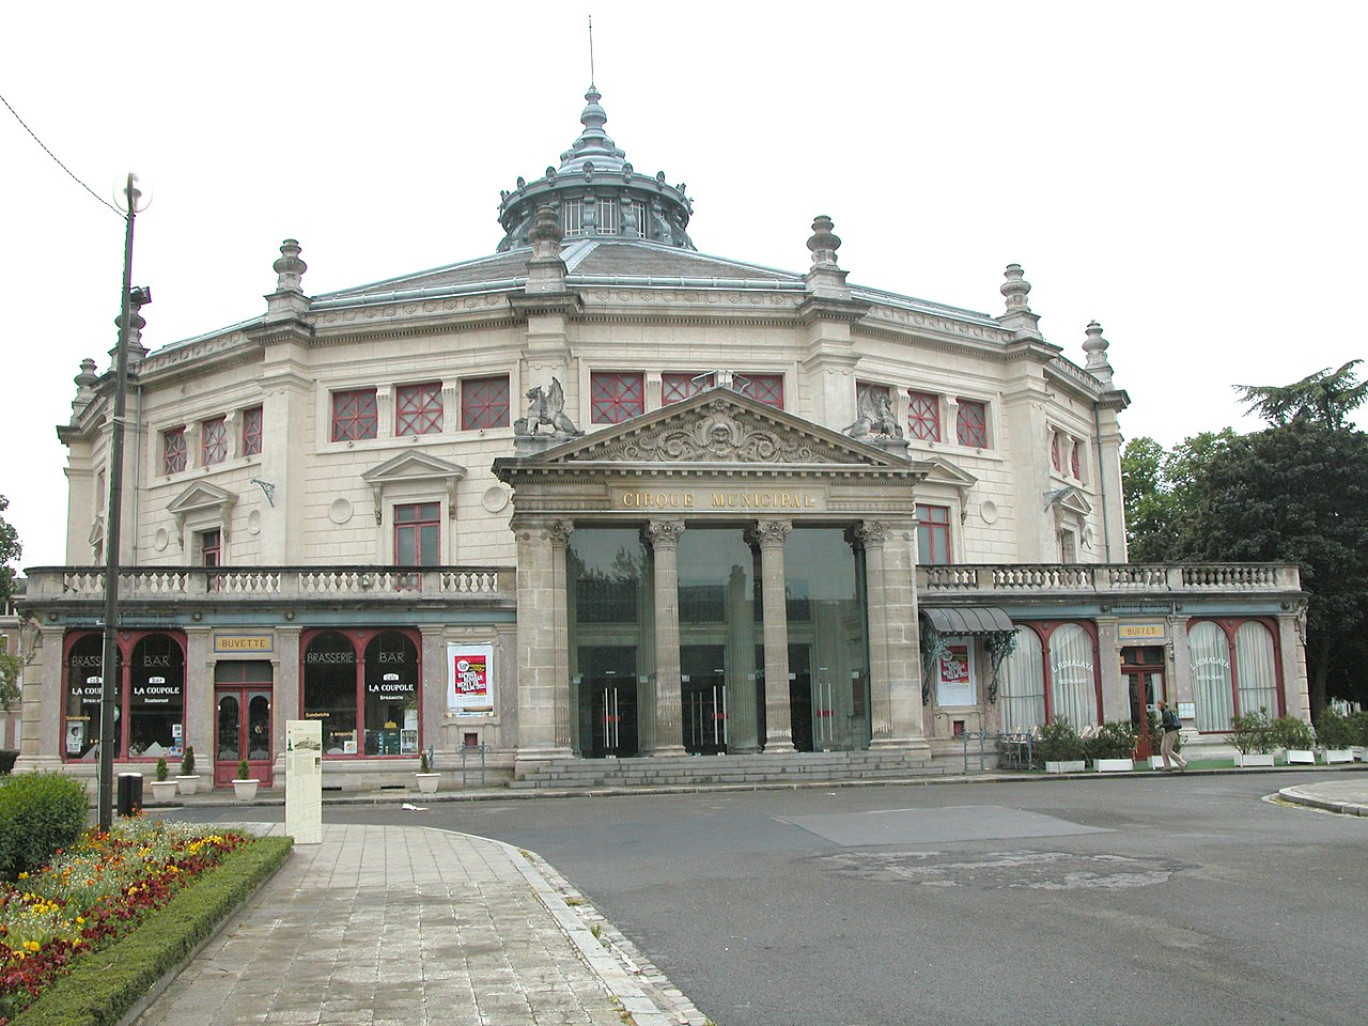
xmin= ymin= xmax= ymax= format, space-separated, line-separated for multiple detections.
xmin=17 ymin=872 xmax=28 ymax=880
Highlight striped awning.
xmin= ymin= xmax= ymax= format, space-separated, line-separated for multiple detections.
xmin=920 ymin=606 xmax=1015 ymax=635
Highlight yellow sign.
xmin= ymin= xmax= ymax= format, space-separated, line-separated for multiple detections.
xmin=213 ymin=635 xmax=274 ymax=653
xmin=1118 ymin=623 xmax=1167 ymax=641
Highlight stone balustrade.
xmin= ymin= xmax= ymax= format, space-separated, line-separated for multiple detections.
xmin=919 ymin=563 xmax=1299 ymax=595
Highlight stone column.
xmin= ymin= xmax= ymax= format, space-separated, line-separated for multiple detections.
xmin=1095 ymin=617 xmax=1125 ymax=722
xmin=418 ymin=625 xmax=447 ymax=756
xmin=645 ymin=519 xmax=686 ymax=756
xmin=862 ymin=519 xmax=927 ymax=750
xmin=1279 ymin=611 xmax=1311 ymax=722
xmin=183 ymin=626 xmax=214 ymax=775
xmin=17 ymin=625 xmax=65 ymax=772
xmin=273 ymin=626 xmax=302 ymax=787
xmin=513 ymin=516 xmax=575 ymax=775
xmin=727 ymin=563 xmax=759 ymax=753
xmin=753 ymin=519 xmax=795 ymax=753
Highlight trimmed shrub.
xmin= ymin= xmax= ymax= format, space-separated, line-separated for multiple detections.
xmin=1085 ymin=720 xmax=1137 ymax=762
xmin=1314 ymin=708 xmax=1357 ymax=750
xmin=1271 ymin=715 xmax=1314 ymax=750
xmin=1036 ymin=718 xmax=1085 ymax=763
xmin=1350 ymin=710 xmax=1368 ymax=747
xmin=0 ymin=750 xmax=18 ymax=775
xmin=0 ymin=772 xmax=90 ymax=878
xmin=1229 ymin=708 xmax=1274 ymax=754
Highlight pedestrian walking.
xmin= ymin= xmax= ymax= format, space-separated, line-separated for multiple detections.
xmin=1157 ymin=700 xmax=1188 ymax=771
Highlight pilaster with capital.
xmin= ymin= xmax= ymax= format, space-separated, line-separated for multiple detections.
xmin=272 ymin=626 xmax=302 ymax=786
xmin=858 ymin=519 xmax=926 ymax=750
xmin=16 ymin=625 xmax=65 ymax=772
xmin=750 ymin=519 xmax=795 ymax=752
xmin=1095 ymin=617 xmax=1125 ymax=722
xmin=183 ymin=626 xmax=214 ymax=771
xmin=1278 ymin=611 xmax=1311 ymax=722
xmin=513 ymin=516 xmax=575 ymax=771
xmin=645 ymin=519 xmax=686 ymax=756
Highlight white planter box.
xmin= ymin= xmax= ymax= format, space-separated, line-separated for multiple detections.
xmin=1322 ymin=749 xmax=1355 ymax=764
xmin=1096 ymin=758 xmax=1134 ymax=773
xmin=149 ymin=780 xmax=179 ymax=802
xmin=1045 ymin=760 xmax=1086 ymax=774
xmin=1284 ymin=749 xmax=1316 ymax=765
xmin=175 ymin=775 xmax=200 ymax=795
xmin=1235 ymin=752 xmax=1275 ymax=767
xmin=1148 ymin=755 xmax=1169 ymax=771
xmin=415 ymin=773 xmax=440 ymax=794
xmin=233 ymin=779 xmax=261 ymax=801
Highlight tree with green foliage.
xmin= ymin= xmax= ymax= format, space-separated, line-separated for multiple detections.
xmin=1237 ymin=360 xmax=1366 ymax=430
xmin=1121 ymin=430 xmax=1235 ymax=562
xmin=0 ymin=494 xmax=22 ymax=712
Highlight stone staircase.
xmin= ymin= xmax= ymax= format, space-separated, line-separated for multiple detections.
xmin=510 ymin=748 xmax=949 ymax=791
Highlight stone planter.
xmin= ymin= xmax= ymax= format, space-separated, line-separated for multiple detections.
xmin=1044 ymin=760 xmax=1086 ymax=774
xmin=1235 ymin=752 xmax=1275 ymax=767
xmin=233 ymin=778 xmax=261 ymax=801
xmin=175 ymin=774 xmax=201 ymax=795
xmin=1284 ymin=748 xmax=1315 ymax=765
xmin=149 ymin=779 xmax=179 ymax=803
xmin=1148 ymin=755 xmax=1169 ymax=771
xmin=1321 ymin=748 xmax=1355 ymax=764
xmin=415 ymin=773 xmax=440 ymax=794
xmin=1095 ymin=758 xmax=1134 ymax=773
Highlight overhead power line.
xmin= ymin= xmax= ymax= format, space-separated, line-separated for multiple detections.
xmin=0 ymin=90 xmax=124 ymax=218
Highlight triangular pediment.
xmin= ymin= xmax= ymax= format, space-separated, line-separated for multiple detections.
xmin=1044 ymin=486 xmax=1093 ymax=517
xmin=167 ymin=481 xmax=237 ymax=516
xmin=361 ymin=451 xmax=468 ymax=485
xmin=516 ymin=389 xmax=911 ymax=469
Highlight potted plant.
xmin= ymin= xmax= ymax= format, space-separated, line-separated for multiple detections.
xmin=1272 ymin=715 xmax=1315 ymax=764
xmin=150 ymin=756 xmax=178 ymax=802
xmin=1229 ymin=709 xmax=1275 ymax=766
xmin=1087 ymin=720 xmax=1137 ymax=772
xmin=1313 ymin=708 xmax=1357 ymax=764
xmin=1037 ymin=718 xmax=1086 ymax=773
xmin=233 ymin=758 xmax=260 ymax=800
xmin=176 ymin=746 xmax=201 ymax=795
xmin=415 ymin=749 xmax=440 ymax=794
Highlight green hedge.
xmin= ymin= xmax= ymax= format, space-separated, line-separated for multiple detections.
xmin=0 ymin=772 xmax=89 ymax=878
xmin=11 ymin=835 xmax=294 ymax=1026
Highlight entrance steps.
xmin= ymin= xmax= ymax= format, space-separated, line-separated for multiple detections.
xmin=510 ymin=749 xmax=947 ymax=791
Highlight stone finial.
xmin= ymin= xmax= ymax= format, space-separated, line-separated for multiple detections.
xmin=996 ymin=263 xmax=1042 ymax=340
xmin=111 ymin=307 xmax=148 ymax=366
xmin=71 ymin=357 xmax=99 ymax=421
xmin=807 ymin=215 xmax=842 ymax=268
xmin=1083 ymin=320 xmax=1116 ymax=388
xmin=272 ymin=239 xmax=308 ymax=294
xmin=528 ymin=205 xmax=564 ymax=259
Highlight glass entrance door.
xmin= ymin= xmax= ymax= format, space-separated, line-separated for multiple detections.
xmin=578 ymin=646 xmax=639 ymax=758
xmin=214 ymin=688 xmax=272 ymax=786
xmin=682 ymin=645 xmax=728 ymax=754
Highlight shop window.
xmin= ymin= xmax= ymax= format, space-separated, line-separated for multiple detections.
xmin=241 ymin=405 xmax=263 ymax=456
xmin=907 ymin=391 xmax=940 ymax=442
xmin=331 ymin=388 xmax=378 ymax=441
xmin=1189 ymin=619 xmax=1282 ymax=731
xmin=956 ymin=399 xmax=989 ymax=448
xmin=916 ymin=504 xmax=952 ymax=566
xmin=663 ymin=372 xmax=714 ymax=405
xmin=397 ymin=382 xmax=444 ymax=436
xmin=302 ymin=629 xmax=420 ymax=757
xmin=63 ymin=631 xmax=185 ymax=761
xmin=395 ymin=502 xmax=440 ymax=566
xmin=163 ymin=427 xmax=187 ymax=475
xmin=1048 ymin=624 xmax=1098 ymax=727
xmin=999 ymin=630 xmax=1046 ymax=733
xmin=742 ymin=373 xmax=784 ymax=410
xmin=591 ymin=372 xmax=644 ymax=424
xmin=460 ymin=376 xmax=510 ymax=430
xmin=201 ymin=417 xmax=227 ymax=466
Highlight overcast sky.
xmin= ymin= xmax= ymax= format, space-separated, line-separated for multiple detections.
xmin=4 ymin=2 xmax=1365 ymax=570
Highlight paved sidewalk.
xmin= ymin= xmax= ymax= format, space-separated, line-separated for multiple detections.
xmin=1278 ymin=778 xmax=1368 ymax=816
xmin=133 ymin=823 xmax=702 ymax=1026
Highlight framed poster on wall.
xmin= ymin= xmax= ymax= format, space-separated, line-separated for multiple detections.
xmin=937 ymin=641 xmax=975 ymax=707
xmin=447 ymin=643 xmax=495 ymax=715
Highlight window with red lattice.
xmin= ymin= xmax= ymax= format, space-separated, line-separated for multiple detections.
xmin=740 ymin=374 xmax=784 ymax=410
xmin=907 ymin=392 xmax=940 ymax=442
xmin=662 ymin=372 xmax=715 ymax=405
xmin=459 ymin=377 xmax=509 ymax=430
xmin=396 ymin=382 xmax=444 ymax=436
xmin=332 ymin=389 xmax=378 ymax=441
xmin=163 ymin=427 xmax=187 ymax=475
xmin=241 ymin=406 xmax=263 ymax=456
xmin=956 ymin=399 xmax=988 ymax=448
xmin=591 ymin=372 xmax=644 ymax=424
xmin=202 ymin=417 xmax=227 ymax=466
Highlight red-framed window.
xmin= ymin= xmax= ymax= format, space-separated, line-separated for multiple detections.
xmin=1070 ymin=440 xmax=1083 ymax=480
xmin=395 ymin=502 xmax=440 ymax=566
xmin=301 ymin=628 xmax=422 ymax=758
xmin=201 ymin=529 xmax=221 ymax=567
xmin=956 ymin=399 xmax=988 ymax=448
xmin=331 ymin=388 xmax=378 ymax=441
xmin=202 ymin=417 xmax=227 ymax=466
xmin=591 ymin=372 xmax=644 ymax=424
xmin=163 ymin=427 xmax=187 ymax=475
xmin=907 ymin=392 xmax=940 ymax=442
xmin=241 ymin=406 xmax=263 ymax=457
xmin=396 ymin=382 xmax=444 ymax=436
xmin=1186 ymin=618 xmax=1284 ymax=731
xmin=62 ymin=630 xmax=186 ymax=761
xmin=741 ymin=373 xmax=784 ymax=410
xmin=662 ymin=372 xmax=714 ymax=405
xmin=916 ymin=504 xmax=952 ymax=566
xmin=460 ymin=376 xmax=510 ymax=430
xmin=1050 ymin=432 xmax=1061 ymax=471
xmin=1015 ymin=621 xmax=1102 ymax=727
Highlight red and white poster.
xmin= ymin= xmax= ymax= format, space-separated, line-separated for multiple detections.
xmin=937 ymin=643 xmax=975 ymax=707
xmin=447 ymin=643 xmax=494 ymax=714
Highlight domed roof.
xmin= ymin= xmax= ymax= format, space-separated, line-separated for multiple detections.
xmin=495 ymin=86 xmax=695 ymax=252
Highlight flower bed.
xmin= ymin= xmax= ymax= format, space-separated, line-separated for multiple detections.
xmin=0 ymin=819 xmax=249 ymax=1024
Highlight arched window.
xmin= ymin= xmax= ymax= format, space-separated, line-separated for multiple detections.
xmin=1235 ymin=621 xmax=1279 ymax=718
xmin=999 ymin=629 xmax=1045 ymax=733
xmin=1049 ymin=624 xmax=1097 ymax=727
xmin=1188 ymin=619 xmax=1283 ymax=731
xmin=1189 ymin=621 xmax=1233 ymax=731
xmin=302 ymin=628 xmax=422 ymax=756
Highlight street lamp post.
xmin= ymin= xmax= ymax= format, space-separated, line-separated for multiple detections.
xmin=97 ymin=173 xmax=149 ymax=831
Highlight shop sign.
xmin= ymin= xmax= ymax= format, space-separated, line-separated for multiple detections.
xmin=214 ymin=634 xmax=274 ymax=654
xmin=448 ymin=643 xmax=494 ymax=714
xmin=611 ymin=486 xmax=824 ymax=512
xmin=1118 ymin=622 xmax=1168 ymax=642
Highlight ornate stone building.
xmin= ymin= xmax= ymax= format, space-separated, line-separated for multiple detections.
xmin=16 ymin=85 xmax=1308 ymax=789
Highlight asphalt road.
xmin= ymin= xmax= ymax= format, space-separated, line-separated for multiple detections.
xmin=181 ymin=773 xmax=1367 ymax=1026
